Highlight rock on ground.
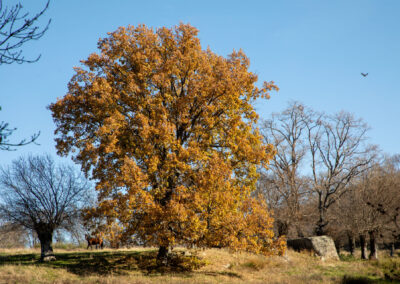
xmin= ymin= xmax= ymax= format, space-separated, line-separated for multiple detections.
xmin=287 ymin=236 xmax=339 ymax=261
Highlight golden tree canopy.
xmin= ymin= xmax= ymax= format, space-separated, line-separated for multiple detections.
xmin=50 ymin=23 xmax=283 ymax=256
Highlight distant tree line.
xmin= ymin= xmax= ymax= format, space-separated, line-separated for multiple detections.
xmin=257 ymin=101 xmax=399 ymax=260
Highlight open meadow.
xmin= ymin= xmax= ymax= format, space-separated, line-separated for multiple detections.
xmin=1 ymin=2 xmax=400 ymax=284
xmin=0 ymin=247 xmax=399 ymax=284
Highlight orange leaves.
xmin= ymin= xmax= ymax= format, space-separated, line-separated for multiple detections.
xmin=49 ymin=23 xmax=283 ymax=256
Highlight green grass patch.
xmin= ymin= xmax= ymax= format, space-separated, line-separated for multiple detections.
xmin=340 ymin=254 xmax=357 ymax=262
xmin=372 ymin=258 xmax=400 ymax=281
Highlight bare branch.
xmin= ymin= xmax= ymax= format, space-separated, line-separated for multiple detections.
xmin=0 ymin=0 xmax=51 ymax=65
xmin=0 ymin=106 xmax=40 ymax=151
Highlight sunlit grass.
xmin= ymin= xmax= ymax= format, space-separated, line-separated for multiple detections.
xmin=0 ymin=247 xmax=398 ymax=283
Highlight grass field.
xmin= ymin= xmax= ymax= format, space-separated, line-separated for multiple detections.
xmin=0 ymin=247 xmax=399 ymax=283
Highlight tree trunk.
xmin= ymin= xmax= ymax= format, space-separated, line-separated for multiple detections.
xmin=368 ymin=230 xmax=378 ymax=260
xmin=315 ymin=207 xmax=327 ymax=236
xmin=334 ymin=238 xmax=341 ymax=255
xmin=35 ymin=222 xmax=55 ymax=262
xmin=359 ymin=234 xmax=367 ymax=260
xmin=348 ymin=233 xmax=355 ymax=256
xmin=37 ymin=230 xmax=55 ymax=261
xmin=157 ymin=245 xmax=170 ymax=266
xmin=390 ymin=242 xmax=395 ymax=257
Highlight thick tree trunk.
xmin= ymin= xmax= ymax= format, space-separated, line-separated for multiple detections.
xmin=315 ymin=208 xmax=327 ymax=236
xmin=157 ymin=245 xmax=170 ymax=266
xmin=368 ymin=230 xmax=378 ymax=260
xmin=348 ymin=233 xmax=355 ymax=256
xmin=359 ymin=234 xmax=367 ymax=260
xmin=35 ymin=222 xmax=55 ymax=262
xmin=37 ymin=230 xmax=55 ymax=261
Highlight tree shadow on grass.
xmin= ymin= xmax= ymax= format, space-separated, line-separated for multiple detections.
xmin=0 ymin=250 xmax=207 ymax=277
xmin=0 ymin=250 xmax=146 ymax=276
xmin=341 ymin=275 xmax=393 ymax=284
xmin=0 ymin=253 xmax=40 ymax=264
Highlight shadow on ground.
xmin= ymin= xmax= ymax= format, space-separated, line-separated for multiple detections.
xmin=341 ymin=275 xmax=392 ymax=284
xmin=0 ymin=250 xmax=206 ymax=276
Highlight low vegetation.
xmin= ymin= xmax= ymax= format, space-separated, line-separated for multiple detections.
xmin=0 ymin=247 xmax=398 ymax=283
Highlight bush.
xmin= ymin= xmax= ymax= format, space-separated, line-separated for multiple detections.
xmin=137 ymin=251 xmax=207 ymax=273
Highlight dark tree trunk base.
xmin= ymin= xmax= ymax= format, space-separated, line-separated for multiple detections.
xmin=348 ymin=233 xmax=355 ymax=256
xmin=359 ymin=234 xmax=367 ymax=260
xmin=157 ymin=246 xmax=171 ymax=266
xmin=368 ymin=230 xmax=378 ymax=260
xmin=37 ymin=228 xmax=55 ymax=262
xmin=315 ymin=219 xmax=326 ymax=236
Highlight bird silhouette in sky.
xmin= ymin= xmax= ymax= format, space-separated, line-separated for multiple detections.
xmin=361 ymin=72 xmax=368 ymax=77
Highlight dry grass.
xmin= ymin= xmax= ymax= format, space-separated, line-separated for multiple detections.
xmin=0 ymin=247 xmax=397 ymax=283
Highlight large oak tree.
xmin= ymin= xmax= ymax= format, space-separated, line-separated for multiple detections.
xmin=50 ymin=23 xmax=284 ymax=263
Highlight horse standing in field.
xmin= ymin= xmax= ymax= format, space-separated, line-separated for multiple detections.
xmin=85 ymin=234 xmax=104 ymax=249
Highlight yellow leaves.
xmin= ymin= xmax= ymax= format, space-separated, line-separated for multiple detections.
xmin=50 ymin=23 xmax=283 ymax=256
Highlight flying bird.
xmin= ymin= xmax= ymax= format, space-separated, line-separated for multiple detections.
xmin=361 ymin=72 xmax=368 ymax=77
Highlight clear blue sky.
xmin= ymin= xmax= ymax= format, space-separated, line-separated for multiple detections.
xmin=1 ymin=0 xmax=399 ymax=166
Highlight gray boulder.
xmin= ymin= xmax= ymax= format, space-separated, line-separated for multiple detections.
xmin=287 ymin=236 xmax=339 ymax=261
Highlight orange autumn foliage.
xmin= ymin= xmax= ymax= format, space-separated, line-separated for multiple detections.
xmin=50 ymin=23 xmax=285 ymax=256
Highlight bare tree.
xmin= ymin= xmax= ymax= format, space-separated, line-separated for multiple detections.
xmin=0 ymin=0 xmax=50 ymax=65
xmin=331 ymin=180 xmax=380 ymax=259
xmin=259 ymin=102 xmax=313 ymax=237
xmin=0 ymin=154 xmax=90 ymax=261
xmin=259 ymin=103 xmax=377 ymax=238
xmin=362 ymin=156 xmax=400 ymax=259
xmin=307 ymin=111 xmax=378 ymax=235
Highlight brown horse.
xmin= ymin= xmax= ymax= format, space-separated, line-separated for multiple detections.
xmin=85 ymin=234 xmax=104 ymax=249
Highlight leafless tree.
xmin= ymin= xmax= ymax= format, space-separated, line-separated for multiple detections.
xmin=362 ymin=156 xmax=400 ymax=259
xmin=330 ymin=155 xmax=400 ymax=260
xmin=0 ymin=154 xmax=90 ymax=261
xmin=331 ymin=179 xmax=380 ymax=259
xmin=0 ymin=0 xmax=50 ymax=65
xmin=307 ymin=111 xmax=378 ymax=235
xmin=259 ymin=102 xmax=313 ymax=237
